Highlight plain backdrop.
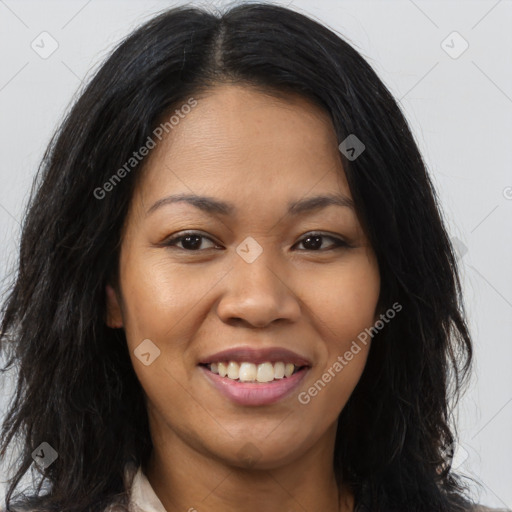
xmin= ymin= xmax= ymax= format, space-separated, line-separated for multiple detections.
xmin=0 ymin=0 xmax=511 ymax=508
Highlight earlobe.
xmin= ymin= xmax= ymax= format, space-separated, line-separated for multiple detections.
xmin=105 ymin=284 xmax=124 ymax=328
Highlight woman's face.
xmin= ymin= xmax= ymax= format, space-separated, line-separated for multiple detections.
xmin=107 ymin=84 xmax=380 ymax=469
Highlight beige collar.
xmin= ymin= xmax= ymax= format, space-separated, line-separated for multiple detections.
xmin=127 ymin=464 xmax=167 ymax=512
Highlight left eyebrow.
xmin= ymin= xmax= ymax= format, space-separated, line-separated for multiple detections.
xmin=145 ymin=192 xmax=355 ymax=217
xmin=287 ymin=193 xmax=355 ymax=215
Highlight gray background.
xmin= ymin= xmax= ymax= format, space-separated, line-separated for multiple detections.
xmin=0 ymin=0 xmax=511 ymax=508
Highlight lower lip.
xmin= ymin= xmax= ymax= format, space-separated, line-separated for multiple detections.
xmin=199 ymin=365 xmax=309 ymax=406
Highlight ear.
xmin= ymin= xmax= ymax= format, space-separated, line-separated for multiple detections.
xmin=106 ymin=283 xmax=124 ymax=328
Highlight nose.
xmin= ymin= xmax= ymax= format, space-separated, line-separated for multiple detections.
xmin=216 ymin=252 xmax=302 ymax=329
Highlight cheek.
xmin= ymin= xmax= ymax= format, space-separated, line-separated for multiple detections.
xmin=299 ymin=250 xmax=379 ymax=413
xmin=298 ymin=348 xmax=368 ymax=432
xmin=119 ymin=249 xmax=216 ymax=345
xmin=308 ymin=248 xmax=380 ymax=348
xmin=118 ymin=252 xmax=206 ymax=406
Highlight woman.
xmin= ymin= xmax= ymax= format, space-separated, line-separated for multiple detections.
xmin=0 ymin=3 xmax=505 ymax=512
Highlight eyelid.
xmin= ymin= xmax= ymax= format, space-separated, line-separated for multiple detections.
xmin=163 ymin=230 xmax=220 ymax=249
xmin=163 ymin=230 xmax=350 ymax=251
xmin=295 ymin=232 xmax=351 ymax=250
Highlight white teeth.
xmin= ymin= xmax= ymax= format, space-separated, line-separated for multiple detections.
xmin=256 ymin=362 xmax=274 ymax=382
xmin=218 ymin=362 xmax=228 ymax=377
xmin=227 ymin=361 xmax=239 ymax=380
xmin=239 ymin=362 xmax=257 ymax=382
xmin=273 ymin=362 xmax=285 ymax=379
xmin=206 ymin=361 xmax=302 ymax=382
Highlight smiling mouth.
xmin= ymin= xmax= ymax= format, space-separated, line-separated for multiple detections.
xmin=199 ymin=361 xmax=306 ymax=383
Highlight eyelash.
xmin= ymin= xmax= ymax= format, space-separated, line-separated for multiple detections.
xmin=163 ymin=231 xmax=350 ymax=252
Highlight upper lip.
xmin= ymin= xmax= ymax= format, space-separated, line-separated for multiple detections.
xmin=198 ymin=346 xmax=312 ymax=367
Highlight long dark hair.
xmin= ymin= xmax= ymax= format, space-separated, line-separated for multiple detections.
xmin=1 ymin=3 xmax=475 ymax=511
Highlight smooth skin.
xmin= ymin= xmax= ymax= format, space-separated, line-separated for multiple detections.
xmin=106 ymin=84 xmax=381 ymax=512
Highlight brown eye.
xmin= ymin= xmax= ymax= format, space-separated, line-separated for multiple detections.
xmin=163 ymin=231 xmax=350 ymax=252
xmin=295 ymin=233 xmax=350 ymax=251
xmin=164 ymin=232 xmax=219 ymax=251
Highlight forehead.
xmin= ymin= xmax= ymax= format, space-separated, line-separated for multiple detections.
xmin=135 ymin=84 xmax=350 ymax=213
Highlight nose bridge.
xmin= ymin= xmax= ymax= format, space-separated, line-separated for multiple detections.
xmin=216 ymin=238 xmax=301 ymax=327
